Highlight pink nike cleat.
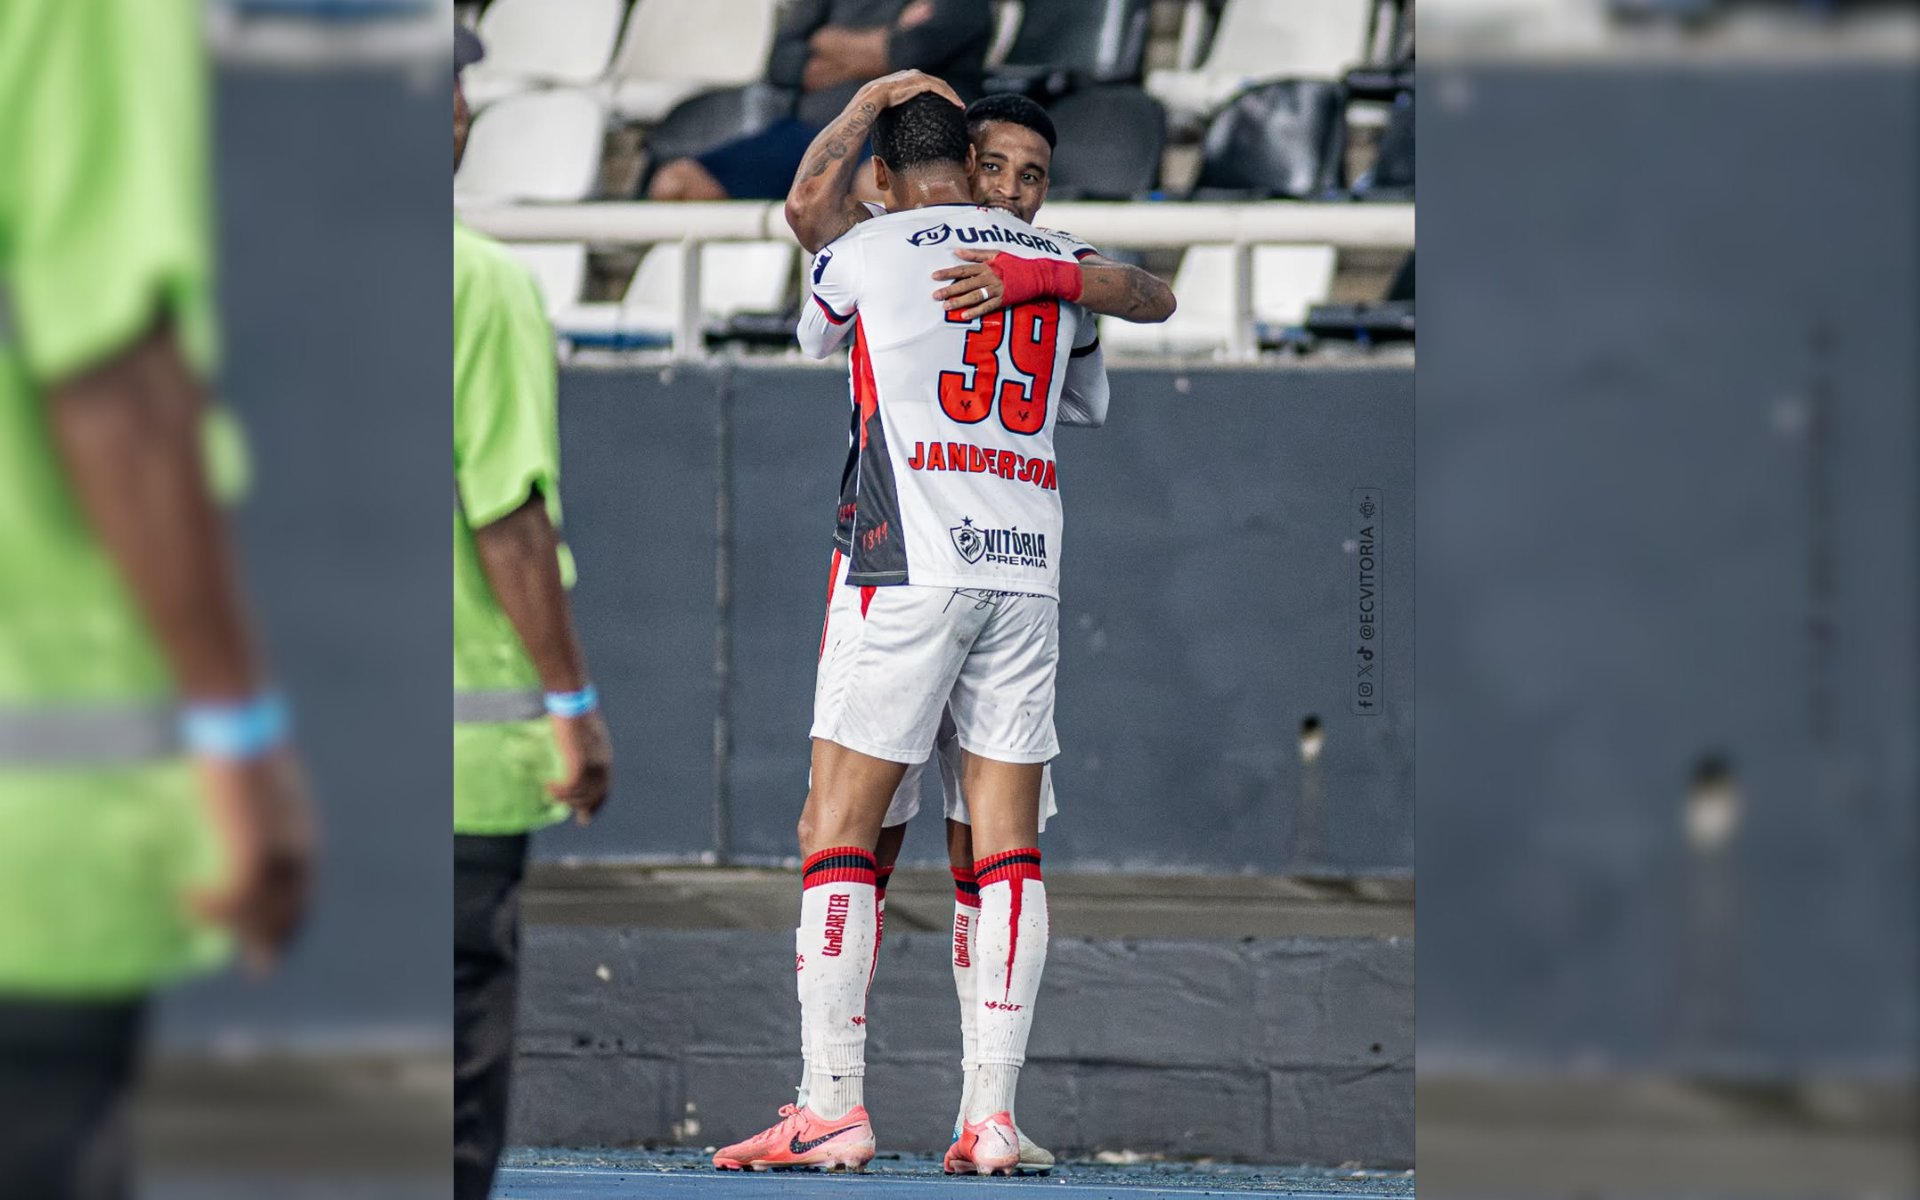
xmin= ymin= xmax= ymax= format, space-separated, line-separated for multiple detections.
xmin=711 ymin=1103 xmax=875 ymax=1172
xmin=944 ymin=1111 xmax=1020 ymax=1175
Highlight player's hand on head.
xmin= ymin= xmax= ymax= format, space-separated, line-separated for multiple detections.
xmin=933 ymin=257 xmax=1004 ymax=320
xmin=186 ymin=749 xmax=317 ymax=977
xmin=864 ymin=69 xmax=963 ymax=110
xmin=548 ymin=710 xmax=614 ymax=826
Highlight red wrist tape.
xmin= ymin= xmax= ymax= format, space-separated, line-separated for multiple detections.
xmin=987 ymin=253 xmax=1083 ymax=305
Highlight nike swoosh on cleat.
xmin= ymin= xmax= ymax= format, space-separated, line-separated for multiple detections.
xmin=789 ymin=1125 xmax=861 ymax=1155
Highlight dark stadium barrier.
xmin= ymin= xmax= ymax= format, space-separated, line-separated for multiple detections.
xmin=1418 ymin=63 xmax=1917 ymax=1077
xmin=535 ymin=363 xmax=1415 ymax=877
xmin=509 ymin=925 xmax=1414 ymax=1166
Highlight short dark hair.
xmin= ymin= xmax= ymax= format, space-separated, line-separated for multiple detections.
xmin=965 ymin=94 xmax=1057 ymax=151
xmin=872 ymin=93 xmax=972 ymax=173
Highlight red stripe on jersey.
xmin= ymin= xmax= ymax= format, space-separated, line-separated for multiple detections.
xmin=852 ymin=318 xmax=879 ymax=450
xmin=860 ymin=586 xmax=876 ymax=617
xmin=818 ymin=549 xmax=843 ymax=659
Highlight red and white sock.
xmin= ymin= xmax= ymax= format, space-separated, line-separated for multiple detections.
xmin=967 ymin=848 xmax=1047 ymax=1123
xmin=804 ymin=861 xmax=894 ymax=1107
xmin=798 ymin=846 xmax=877 ymax=1119
xmin=950 ymin=865 xmax=982 ymax=1131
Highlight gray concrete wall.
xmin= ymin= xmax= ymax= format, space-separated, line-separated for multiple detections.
xmin=539 ymin=364 xmax=1415 ymax=877
xmin=507 ymin=927 xmax=1413 ymax=1167
xmin=1418 ymin=64 xmax=1918 ymax=1075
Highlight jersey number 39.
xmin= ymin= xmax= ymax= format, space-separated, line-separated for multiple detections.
xmin=937 ymin=300 xmax=1060 ymax=435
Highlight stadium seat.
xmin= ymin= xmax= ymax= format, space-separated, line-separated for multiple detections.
xmin=1098 ymin=244 xmax=1336 ymax=358
xmin=557 ymin=241 xmax=798 ymax=348
xmin=460 ymin=0 xmax=626 ymax=110
xmin=1386 ymin=249 xmax=1413 ymax=302
xmin=984 ymin=0 xmax=1022 ymax=67
xmin=638 ymin=83 xmax=793 ymax=191
xmin=1299 ymin=299 xmax=1413 ymax=346
xmin=1343 ymin=57 xmax=1415 ymax=103
xmin=456 ymin=88 xmax=609 ymax=202
xmin=1353 ymin=90 xmax=1413 ymax=199
xmin=603 ymin=0 xmax=781 ymax=123
xmin=502 ymin=243 xmax=589 ymax=318
xmin=1190 ymin=80 xmax=1347 ymax=200
xmin=988 ymin=0 xmax=1153 ymax=95
xmin=1147 ymin=0 xmax=1372 ymax=131
xmin=1045 ymin=86 xmax=1165 ymax=200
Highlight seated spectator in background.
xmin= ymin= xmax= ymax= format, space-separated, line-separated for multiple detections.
xmin=648 ymin=0 xmax=991 ymax=202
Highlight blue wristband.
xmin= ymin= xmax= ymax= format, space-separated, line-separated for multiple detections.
xmin=544 ymin=684 xmax=599 ymax=718
xmin=180 ymin=692 xmax=290 ymax=760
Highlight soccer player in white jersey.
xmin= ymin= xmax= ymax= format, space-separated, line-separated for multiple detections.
xmin=711 ymin=93 xmax=1108 ymax=1175
xmin=774 ymin=75 xmax=1174 ymax=1173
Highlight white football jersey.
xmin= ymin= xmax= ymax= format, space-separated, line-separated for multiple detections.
xmin=824 ymin=209 xmax=1105 ymax=557
xmin=798 ymin=204 xmax=1108 ymax=599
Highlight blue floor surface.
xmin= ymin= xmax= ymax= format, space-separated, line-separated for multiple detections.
xmin=495 ymin=1149 xmax=1415 ymax=1198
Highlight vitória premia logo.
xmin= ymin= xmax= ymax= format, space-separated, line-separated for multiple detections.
xmin=950 ymin=517 xmax=1046 ymax=568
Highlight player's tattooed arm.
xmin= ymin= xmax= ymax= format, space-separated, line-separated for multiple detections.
xmin=785 ymin=99 xmax=877 ymax=253
xmin=1076 ymin=253 xmax=1177 ymax=324
xmin=784 ymin=69 xmax=963 ymax=253
xmin=934 ymin=250 xmax=1177 ymax=324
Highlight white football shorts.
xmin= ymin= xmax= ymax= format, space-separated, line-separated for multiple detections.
xmin=881 ymin=708 xmax=1057 ymax=832
xmin=813 ymin=566 xmax=1060 ymax=769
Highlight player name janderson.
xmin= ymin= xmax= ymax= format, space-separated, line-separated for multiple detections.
xmin=906 ymin=440 xmax=1059 ymax=490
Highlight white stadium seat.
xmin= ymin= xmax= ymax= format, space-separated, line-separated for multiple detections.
xmin=455 ymin=88 xmax=608 ymax=203
xmin=1147 ymin=0 xmax=1372 ymax=129
xmin=503 ymin=243 xmax=589 ymax=317
xmin=603 ymin=0 xmax=780 ymax=123
xmin=461 ymin=0 xmax=627 ymax=109
xmin=556 ymin=241 xmax=797 ymax=347
xmin=985 ymin=0 xmax=1024 ymax=68
xmin=1098 ymin=244 xmax=1336 ymax=358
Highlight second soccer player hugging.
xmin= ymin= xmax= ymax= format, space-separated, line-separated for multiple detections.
xmin=712 ymin=69 xmax=1173 ymax=1175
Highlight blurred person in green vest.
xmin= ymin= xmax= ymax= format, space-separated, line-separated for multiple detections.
xmin=454 ymin=24 xmax=614 ymax=1200
xmin=0 ymin=1 xmax=315 ymax=1196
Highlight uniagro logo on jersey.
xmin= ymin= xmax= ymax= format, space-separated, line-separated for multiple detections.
xmin=950 ymin=517 xmax=1047 ymax=569
xmin=954 ymin=225 xmax=1062 ymax=255
xmin=908 ymin=223 xmax=952 ymax=246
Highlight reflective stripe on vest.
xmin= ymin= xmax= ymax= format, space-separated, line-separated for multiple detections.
xmin=0 ymin=704 xmax=179 ymax=767
xmin=453 ymin=689 xmax=544 ymax=724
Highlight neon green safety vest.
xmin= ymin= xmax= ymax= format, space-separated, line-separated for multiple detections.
xmin=452 ymin=221 xmax=574 ymax=836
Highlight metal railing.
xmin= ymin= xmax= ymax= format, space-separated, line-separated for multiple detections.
xmin=454 ymin=200 xmax=1416 ymax=362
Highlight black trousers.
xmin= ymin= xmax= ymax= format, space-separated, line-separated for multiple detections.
xmin=454 ymin=832 xmax=530 ymax=1200
xmin=0 ymin=996 xmax=146 ymax=1200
